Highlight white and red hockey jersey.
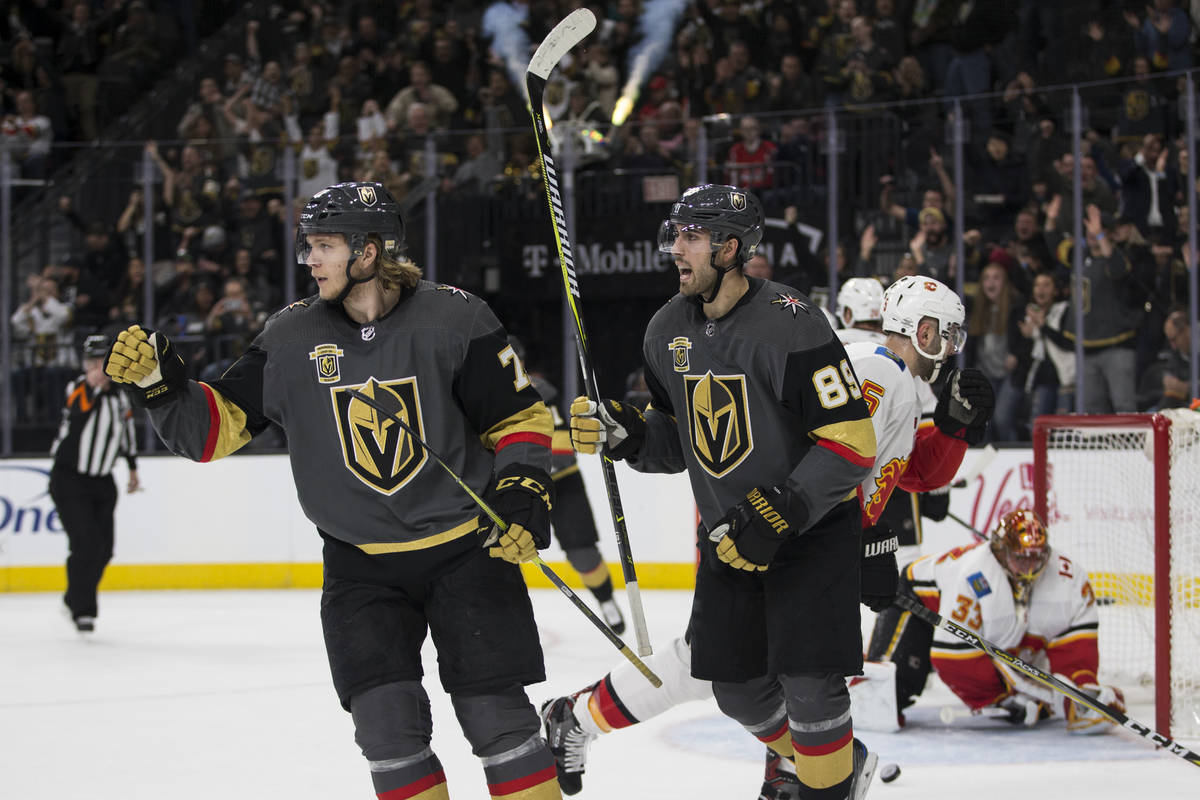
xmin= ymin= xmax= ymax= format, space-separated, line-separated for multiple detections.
xmin=906 ymin=541 xmax=1100 ymax=709
xmin=841 ymin=339 xmax=965 ymax=527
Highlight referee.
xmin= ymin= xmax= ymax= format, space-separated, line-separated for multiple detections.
xmin=49 ymin=335 xmax=139 ymax=633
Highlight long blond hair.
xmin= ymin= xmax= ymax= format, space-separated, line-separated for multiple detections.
xmin=368 ymin=233 xmax=422 ymax=292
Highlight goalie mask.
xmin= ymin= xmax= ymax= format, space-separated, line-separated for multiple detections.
xmin=297 ymin=182 xmax=405 ymax=303
xmin=990 ymin=509 xmax=1050 ymax=603
xmin=837 ymin=277 xmax=885 ymax=326
xmin=880 ymin=275 xmax=966 ymax=381
xmin=657 ymin=184 xmax=763 ymax=304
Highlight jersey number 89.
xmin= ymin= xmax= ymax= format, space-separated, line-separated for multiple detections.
xmin=812 ymin=359 xmax=863 ymax=409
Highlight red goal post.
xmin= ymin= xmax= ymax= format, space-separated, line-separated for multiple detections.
xmin=1032 ymin=412 xmax=1199 ymax=739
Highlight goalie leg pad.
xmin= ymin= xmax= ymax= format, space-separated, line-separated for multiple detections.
xmin=350 ymin=681 xmax=448 ymax=798
xmin=847 ymin=661 xmax=902 ymax=732
xmin=866 ymin=578 xmax=934 ymax=711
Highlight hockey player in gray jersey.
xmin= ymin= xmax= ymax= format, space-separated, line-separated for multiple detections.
xmin=564 ymin=185 xmax=880 ymax=799
xmin=103 ymin=182 xmax=565 ymax=800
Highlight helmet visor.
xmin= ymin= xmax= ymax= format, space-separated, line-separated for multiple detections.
xmin=941 ymin=321 xmax=966 ymax=357
xmin=657 ymin=221 xmax=715 ymax=255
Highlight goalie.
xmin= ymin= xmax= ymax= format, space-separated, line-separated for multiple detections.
xmin=865 ymin=508 xmax=1125 ymax=734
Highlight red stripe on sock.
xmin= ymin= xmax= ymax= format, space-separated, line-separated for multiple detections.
xmin=378 ymin=769 xmax=447 ymax=800
xmin=487 ymin=765 xmax=558 ymax=796
xmin=792 ymin=729 xmax=853 ymax=757
xmin=592 ymin=677 xmax=637 ymax=729
xmin=756 ymin=719 xmax=791 ymax=744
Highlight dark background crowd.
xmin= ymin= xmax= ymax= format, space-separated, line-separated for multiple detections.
xmin=3 ymin=0 xmax=1200 ymax=453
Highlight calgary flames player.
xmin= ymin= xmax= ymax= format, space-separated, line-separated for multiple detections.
xmin=541 ymin=275 xmax=997 ymax=799
xmin=867 ymin=509 xmax=1125 ymax=734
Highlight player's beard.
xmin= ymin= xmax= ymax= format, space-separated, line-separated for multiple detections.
xmin=677 ymin=257 xmax=717 ymax=297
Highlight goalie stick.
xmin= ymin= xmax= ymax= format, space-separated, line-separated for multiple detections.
xmin=894 ymin=592 xmax=1200 ymax=768
xmin=526 ymin=7 xmax=653 ymax=657
xmin=344 ymin=387 xmax=663 ymax=688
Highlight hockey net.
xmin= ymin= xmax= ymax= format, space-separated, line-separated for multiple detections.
xmin=1033 ymin=411 xmax=1200 ymax=739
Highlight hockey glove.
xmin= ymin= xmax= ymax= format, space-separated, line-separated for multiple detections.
xmin=994 ymin=693 xmax=1052 ymax=727
xmin=1065 ymin=684 xmax=1124 ymax=735
xmin=860 ymin=523 xmax=900 ymax=612
xmin=482 ymin=464 xmax=554 ymax=564
xmin=104 ymin=324 xmax=187 ymax=408
xmin=934 ymin=368 xmax=995 ymax=445
xmin=569 ymin=396 xmax=646 ymax=460
xmin=708 ymin=486 xmax=806 ymax=572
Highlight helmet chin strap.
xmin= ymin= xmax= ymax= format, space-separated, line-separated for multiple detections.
xmin=913 ymin=325 xmax=952 ymax=381
xmin=333 ymin=235 xmax=376 ymax=305
xmin=698 ymin=249 xmax=739 ymax=305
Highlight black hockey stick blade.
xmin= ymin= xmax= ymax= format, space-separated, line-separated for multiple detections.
xmin=894 ymin=592 xmax=1200 ymax=768
xmin=343 ymin=387 xmax=662 ymax=687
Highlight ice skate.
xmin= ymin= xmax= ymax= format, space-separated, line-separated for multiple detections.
xmin=599 ymin=598 xmax=625 ymax=634
xmin=540 ymin=695 xmax=596 ymax=795
xmin=758 ymin=749 xmax=800 ymax=799
xmin=848 ymin=737 xmax=877 ymax=800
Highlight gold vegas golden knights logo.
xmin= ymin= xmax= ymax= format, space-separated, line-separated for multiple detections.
xmin=730 ymin=191 xmax=746 ymax=211
xmin=668 ymin=336 xmax=692 ymax=372
xmin=309 ymin=343 xmax=344 ymax=384
xmin=683 ymin=371 xmax=753 ymax=477
xmin=357 ymin=185 xmax=378 ymax=205
xmin=332 ymin=377 xmax=427 ymax=495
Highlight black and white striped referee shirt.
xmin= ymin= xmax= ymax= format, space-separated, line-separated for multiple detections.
xmin=50 ymin=377 xmax=138 ymax=477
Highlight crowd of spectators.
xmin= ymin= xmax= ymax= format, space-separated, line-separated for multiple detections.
xmin=3 ymin=0 xmax=1200 ymax=446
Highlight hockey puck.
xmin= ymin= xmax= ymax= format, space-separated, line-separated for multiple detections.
xmin=880 ymin=763 xmax=901 ymax=783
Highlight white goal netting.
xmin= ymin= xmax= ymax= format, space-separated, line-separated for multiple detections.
xmin=1038 ymin=410 xmax=1200 ymax=739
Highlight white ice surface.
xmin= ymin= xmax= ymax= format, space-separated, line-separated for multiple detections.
xmin=2 ymin=588 xmax=1197 ymax=799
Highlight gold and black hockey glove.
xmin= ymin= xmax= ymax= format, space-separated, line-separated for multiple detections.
xmin=860 ymin=523 xmax=900 ymax=612
xmin=569 ymin=396 xmax=646 ymax=460
xmin=708 ymin=486 xmax=806 ymax=572
xmin=482 ymin=464 xmax=554 ymax=564
xmin=934 ymin=368 xmax=995 ymax=445
xmin=103 ymin=324 xmax=187 ymax=407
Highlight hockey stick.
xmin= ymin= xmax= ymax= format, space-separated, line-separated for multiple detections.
xmin=526 ymin=8 xmax=653 ymax=657
xmin=344 ymin=387 xmax=662 ymax=688
xmin=894 ymin=592 xmax=1200 ymax=767
xmin=944 ymin=510 xmax=987 ymax=543
xmin=951 ymin=444 xmax=997 ymax=488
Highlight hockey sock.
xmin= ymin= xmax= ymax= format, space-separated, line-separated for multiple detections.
xmin=755 ymin=716 xmax=795 ymax=759
xmin=574 ymin=675 xmax=638 ymax=736
xmin=367 ymin=750 xmax=448 ymax=800
xmin=582 ymin=569 xmax=615 ymax=602
xmin=481 ymin=735 xmax=560 ymax=800
xmin=791 ymin=726 xmax=854 ymax=798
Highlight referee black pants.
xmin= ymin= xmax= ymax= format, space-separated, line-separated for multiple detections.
xmin=49 ymin=469 xmax=117 ymax=619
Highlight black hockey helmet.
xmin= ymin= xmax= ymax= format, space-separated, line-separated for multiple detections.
xmin=296 ymin=182 xmax=405 ymax=302
xmin=657 ymin=184 xmax=764 ymax=265
xmin=296 ymin=182 xmax=405 ymax=263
